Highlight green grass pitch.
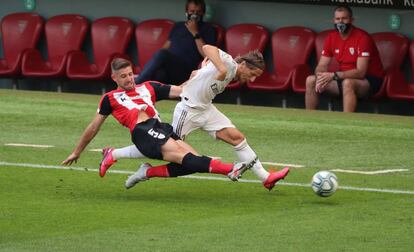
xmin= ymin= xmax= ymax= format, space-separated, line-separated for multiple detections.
xmin=0 ymin=89 xmax=413 ymax=251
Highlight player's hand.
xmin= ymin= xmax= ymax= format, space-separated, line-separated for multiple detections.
xmin=62 ymin=153 xmax=79 ymax=166
xmin=201 ymin=57 xmax=209 ymax=67
xmin=315 ymin=72 xmax=330 ymax=93
xmin=185 ymin=20 xmax=198 ymax=36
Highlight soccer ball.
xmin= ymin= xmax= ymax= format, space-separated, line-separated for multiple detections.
xmin=311 ymin=171 xmax=338 ymax=197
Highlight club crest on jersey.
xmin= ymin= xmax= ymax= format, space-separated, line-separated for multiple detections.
xmin=349 ymin=47 xmax=355 ymax=55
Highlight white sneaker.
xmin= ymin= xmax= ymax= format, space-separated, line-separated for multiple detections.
xmin=227 ymin=157 xmax=258 ymax=181
xmin=125 ymin=163 xmax=151 ymax=189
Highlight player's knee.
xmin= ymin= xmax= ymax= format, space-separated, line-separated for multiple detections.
xmin=342 ymin=79 xmax=356 ymax=94
xmin=306 ymin=75 xmax=317 ymax=90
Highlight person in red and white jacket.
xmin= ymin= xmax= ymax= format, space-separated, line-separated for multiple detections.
xmin=305 ymin=6 xmax=385 ymax=112
xmin=62 ymin=58 xmax=251 ymax=189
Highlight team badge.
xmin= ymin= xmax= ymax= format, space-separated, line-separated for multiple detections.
xmin=349 ymin=47 xmax=355 ymax=55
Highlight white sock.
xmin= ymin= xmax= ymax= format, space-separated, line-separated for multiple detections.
xmin=112 ymin=145 xmax=145 ymax=160
xmin=234 ymin=139 xmax=269 ymax=181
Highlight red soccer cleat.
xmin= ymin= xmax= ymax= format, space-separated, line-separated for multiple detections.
xmin=99 ymin=147 xmax=116 ymax=177
xmin=263 ymin=167 xmax=290 ymax=191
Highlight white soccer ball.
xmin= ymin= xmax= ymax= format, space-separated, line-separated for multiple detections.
xmin=311 ymin=171 xmax=338 ymax=197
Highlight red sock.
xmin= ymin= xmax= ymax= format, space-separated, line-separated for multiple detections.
xmin=209 ymin=159 xmax=233 ymax=175
xmin=146 ymin=164 xmax=170 ymax=178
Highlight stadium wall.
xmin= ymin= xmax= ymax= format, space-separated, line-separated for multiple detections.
xmin=1 ymin=0 xmax=414 ymax=114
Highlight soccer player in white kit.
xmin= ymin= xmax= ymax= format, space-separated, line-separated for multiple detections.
xmin=101 ymin=45 xmax=289 ymax=191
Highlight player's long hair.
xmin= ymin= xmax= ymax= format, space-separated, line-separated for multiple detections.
xmin=235 ymin=50 xmax=265 ymax=70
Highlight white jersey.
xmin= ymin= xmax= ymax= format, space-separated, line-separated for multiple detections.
xmin=180 ymin=49 xmax=237 ymax=110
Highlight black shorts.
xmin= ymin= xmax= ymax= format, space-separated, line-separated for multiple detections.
xmin=131 ymin=118 xmax=180 ymax=160
xmin=336 ymin=75 xmax=383 ymax=98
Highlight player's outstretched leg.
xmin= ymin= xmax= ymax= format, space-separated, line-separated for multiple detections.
xmin=124 ymin=155 xmax=250 ymax=189
xmin=263 ymin=167 xmax=290 ymax=191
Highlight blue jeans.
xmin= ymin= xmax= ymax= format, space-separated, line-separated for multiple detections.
xmin=136 ymin=49 xmax=194 ymax=85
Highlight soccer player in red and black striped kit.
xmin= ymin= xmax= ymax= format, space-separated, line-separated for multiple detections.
xmin=62 ymin=58 xmax=251 ymax=188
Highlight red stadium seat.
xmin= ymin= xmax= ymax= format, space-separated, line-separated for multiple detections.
xmin=0 ymin=12 xmax=43 ymax=77
xmin=291 ymin=29 xmax=339 ymax=94
xmin=224 ymin=23 xmax=269 ymax=90
xmin=134 ymin=19 xmax=174 ymax=74
xmin=386 ymin=40 xmax=414 ymax=101
xmin=246 ymin=26 xmax=315 ymax=94
xmin=22 ymin=14 xmax=88 ymax=78
xmin=66 ymin=17 xmax=133 ymax=80
xmin=371 ymin=32 xmax=409 ymax=99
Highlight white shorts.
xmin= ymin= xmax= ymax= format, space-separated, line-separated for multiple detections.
xmin=172 ymin=101 xmax=235 ymax=139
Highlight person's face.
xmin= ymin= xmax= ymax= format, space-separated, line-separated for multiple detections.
xmin=236 ymin=62 xmax=263 ymax=84
xmin=111 ymin=66 xmax=135 ymax=91
xmin=333 ymin=10 xmax=352 ymax=25
xmin=186 ymin=2 xmax=204 ymax=17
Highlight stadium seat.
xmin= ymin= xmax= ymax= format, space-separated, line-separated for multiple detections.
xmin=386 ymin=40 xmax=414 ymax=101
xmin=247 ymin=26 xmax=315 ymax=94
xmin=211 ymin=23 xmax=225 ymax=48
xmin=0 ymin=12 xmax=43 ymax=77
xmin=66 ymin=16 xmax=133 ymax=80
xmin=22 ymin=14 xmax=88 ymax=78
xmin=134 ymin=19 xmax=174 ymax=74
xmin=371 ymin=32 xmax=409 ymax=99
xmin=292 ymin=29 xmax=338 ymax=93
xmin=224 ymin=23 xmax=269 ymax=90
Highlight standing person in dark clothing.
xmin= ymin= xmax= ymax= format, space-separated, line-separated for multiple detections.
xmin=135 ymin=0 xmax=216 ymax=85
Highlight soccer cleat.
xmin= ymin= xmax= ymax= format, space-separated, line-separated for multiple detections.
xmin=99 ymin=147 xmax=116 ymax=177
xmin=227 ymin=157 xmax=258 ymax=181
xmin=125 ymin=163 xmax=151 ymax=189
xmin=263 ymin=167 xmax=290 ymax=191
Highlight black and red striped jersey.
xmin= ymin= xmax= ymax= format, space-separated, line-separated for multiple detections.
xmin=98 ymin=81 xmax=171 ymax=131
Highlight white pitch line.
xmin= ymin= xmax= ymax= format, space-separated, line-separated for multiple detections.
xmin=89 ymin=149 xmax=103 ymax=152
xmin=262 ymin=162 xmax=305 ymax=168
xmin=2 ymin=144 xmax=307 ymax=168
xmin=1 ymin=161 xmax=413 ymax=195
xmin=4 ymin=143 xmax=54 ymax=148
xmin=331 ymin=169 xmax=409 ymax=175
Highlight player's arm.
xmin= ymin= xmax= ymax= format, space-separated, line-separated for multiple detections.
xmin=148 ymin=81 xmax=182 ymax=100
xmin=314 ymin=55 xmax=331 ymax=75
xmin=314 ymin=56 xmax=333 ymax=92
xmin=62 ymin=113 xmax=107 ymax=166
xmin=169 ymin=85 xmax=182 ymax=99
xmin=202 ymin=45 xmax=227 ymax=81
xmin=335 ymin=57 xmax=368 ymax=80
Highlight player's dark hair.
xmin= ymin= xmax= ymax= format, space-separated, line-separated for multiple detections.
xmin=111 ymin=58 xmax=132 ymax=73
xmin=235 ymin=50 xmax=265 ymax=70
xmin=334 ymin=6 xmax=353 ymax=18
xmin=185 ymin=0 xmax=206 ymax=13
